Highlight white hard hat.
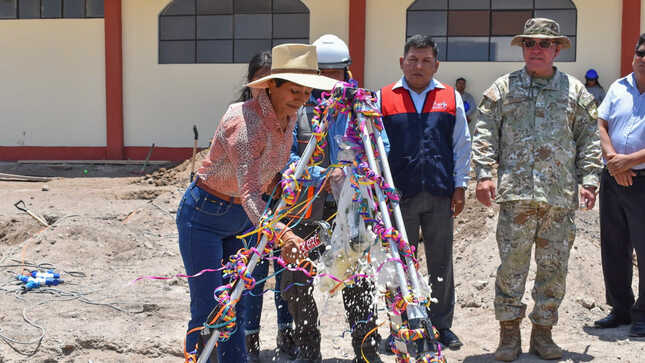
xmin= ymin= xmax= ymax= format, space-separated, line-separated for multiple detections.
xmin=312 ymin=34 xmax=351 ymax=69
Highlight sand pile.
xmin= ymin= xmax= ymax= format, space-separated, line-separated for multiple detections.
xmin=135 ymin=149 xmax=209 ymax=187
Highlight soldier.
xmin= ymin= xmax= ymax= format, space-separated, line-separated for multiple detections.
xmin=471 ymin=18 xmax=602 ymax=361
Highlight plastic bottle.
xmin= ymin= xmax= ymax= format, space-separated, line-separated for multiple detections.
xmin=17 ymin=275 xmax=63 ymax=290
xmin=30 ymin=270 xmax=61 ymax=279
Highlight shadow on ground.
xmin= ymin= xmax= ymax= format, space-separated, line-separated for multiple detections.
xmin=259 ymin=349 xmax=353 ymax=362
xmin=463 ymin=346 xmax=594 ymax=362
xmin=582 ymin=323 xmax=645 ymax=347
xmin=0 ymin=161 xmax=177 ymax=178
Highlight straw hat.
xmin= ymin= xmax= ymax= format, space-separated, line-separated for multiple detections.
xmin=510 ymin=18 xmax=571 ymax=49
xmin=247 ymin=43 xmax=339 ymax=90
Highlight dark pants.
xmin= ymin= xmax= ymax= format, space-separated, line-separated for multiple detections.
xmin=280 ymin=205 xmax=380 ymax=358
xmin=280 ymin=267 xmax=380 ymax=357
xmin=280 ymin=220 xmax=321 ymax=358
xmin=176 ymin=182 xmax=249 ymax=363
xmin=245 ymin=256 xmax=293 ymax=334
xmin=281 ymin=267 xmax=321 ymax=358
xmin=400 ymin=191 xmax=455 ymax=329
xmin=245 ymin=195 xmax=293 ymax=336
xmin=600 ymin=169 xmax=645 ymax=321
xmin=342 ymin=278 xmax=381 ymax=355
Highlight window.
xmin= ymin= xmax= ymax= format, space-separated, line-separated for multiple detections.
xmin=159 ymin=0 xmax=309 ymax=64
xmin=406 ymin=0 xmax=576 ymax=61
xmin=0 ymin=0 xmax=104 ymax=19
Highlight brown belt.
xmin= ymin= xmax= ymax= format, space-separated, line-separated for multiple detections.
xmin=196 ymin=179 xmax=242 ymax=205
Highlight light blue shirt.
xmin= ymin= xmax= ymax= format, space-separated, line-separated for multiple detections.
xmin=289 ymin=96 xmax=390 ymax=185
xmin=377 ymin=77 xmax=472 ymax=188
xmin=598 ymin=73 xmax=645 ymax=170
xmin=321 ymin=103 xmax=390 ymax=166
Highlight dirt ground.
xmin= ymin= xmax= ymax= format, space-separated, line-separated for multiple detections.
xmin=0 ymin=161 xmax=643 ymax=362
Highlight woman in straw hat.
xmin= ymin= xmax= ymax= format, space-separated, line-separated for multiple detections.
xmin=176 ymin=43 xmax=337 ymax=362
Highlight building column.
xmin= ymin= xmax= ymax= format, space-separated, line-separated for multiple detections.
xmin=348 ymin=0 xmax=366 ymax=87
xmin=621 ymin=0 xmax=641 ymax=76
xmin=105 ymin=0 xmax=124 ymax=159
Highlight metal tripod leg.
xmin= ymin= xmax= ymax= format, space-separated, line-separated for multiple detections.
xmin=356 ymin=123 xmax=424 ymax=352
xmin=354 ymin=97 xmax=441 ymax=359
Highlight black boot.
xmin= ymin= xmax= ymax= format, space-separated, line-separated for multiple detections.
xmin=281 ymin=269 xmax=322 ymax=362
xmin=343 ymin=278 xmax=383 ymax=363
xmin=292 ymin=351 xmax=323 ymax=363
xmin=246 ymin=333 xmax=260 ymax=363
xmin=351 ymin=336 xmax=383 ymax=363
xmin=276 ymin=327 xmax=298 ymax=360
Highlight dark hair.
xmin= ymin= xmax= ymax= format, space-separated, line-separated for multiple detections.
xmin=237 ymin=50 xmax=272 ymax=102
xmin=585 ymin=77 xmax=603 ymax=90
xmin=637 ymin=33 xmax=645 ymax=51
xmin=456 ymin=77 xmax=466 ymax=83
xmin=404 ymin=34 xmax=438 ymax=58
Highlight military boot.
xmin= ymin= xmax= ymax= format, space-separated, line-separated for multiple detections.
xmin=529 ymin=324 xmax=562 ymax=360
xmin=246 ymin=333 xmax=261 ymax=363
xmin=494 ymin=319 xmax=522 ymax=362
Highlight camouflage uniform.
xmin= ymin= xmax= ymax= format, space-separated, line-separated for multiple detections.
xmin=472 ymin=67 xmax=602 ymax=325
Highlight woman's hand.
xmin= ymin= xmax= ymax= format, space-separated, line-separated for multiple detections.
xmin=280 ymin=230 xmax=305 ymax=264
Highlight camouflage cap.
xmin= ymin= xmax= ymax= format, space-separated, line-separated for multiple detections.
xmin=510 ymin=18 xmax=571 ymax=49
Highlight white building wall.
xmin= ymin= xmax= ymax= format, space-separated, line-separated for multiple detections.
xmin=0 ymin=0 xmax=625 ymax=150
xmin=122 ymin=0 xmax=348 ymax=149
xmin=0 ymin=20 xmax=106 ymax=147
xmin=364 ymin=0 xmax=622 ymax=106
xmin=364 ymin=0 xmax=414 ymax=91
xmin=305 ymin=0 xmax=348 ymax=46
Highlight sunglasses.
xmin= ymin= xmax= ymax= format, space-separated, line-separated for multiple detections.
xmin=523 ymin=39 xmax=554 ymax=49
xmin=636 ymin=49 xmax=645 ymax=58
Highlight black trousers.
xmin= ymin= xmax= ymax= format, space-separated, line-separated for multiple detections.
xmin=280 ymin=269 xmax=380 ymax=357
xmin=400 ymin=192 xmax=455 ymax=329
xmin=280 ymin=204 xmax=380 ymax=357
xmin=600 ymin=169 xmax=645 ymax=321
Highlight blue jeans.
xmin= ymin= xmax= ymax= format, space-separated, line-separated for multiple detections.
xmin=177 ymin=182 xmax=250 ymax=363
xmin=245 ymin=252 xmax=293 ymax=334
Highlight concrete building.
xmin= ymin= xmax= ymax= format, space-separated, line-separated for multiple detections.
xmin=1 ymin=0 xmax=643 ymax=161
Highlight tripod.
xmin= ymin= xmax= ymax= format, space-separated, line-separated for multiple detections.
xmin=194 ymin=83 xmax=446 ymax=363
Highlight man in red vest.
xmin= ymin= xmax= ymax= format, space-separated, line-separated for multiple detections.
xmin=379 ymin=34 xmax=471 ymax=351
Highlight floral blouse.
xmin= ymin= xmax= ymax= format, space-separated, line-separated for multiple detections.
xmin=196 ymin=90 xmax=296 ymax=225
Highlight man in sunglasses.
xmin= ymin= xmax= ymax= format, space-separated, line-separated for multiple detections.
xmin=471 ymin=18 xmax=602 ymax=361
xmin=594 ymin=33 xmax=645 ymax=337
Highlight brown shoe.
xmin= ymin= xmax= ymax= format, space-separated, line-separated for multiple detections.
xmin=529 ymin=324 xmax=562 ymax=360
xmin=494 ymin=319 xmax=522 ymax=362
